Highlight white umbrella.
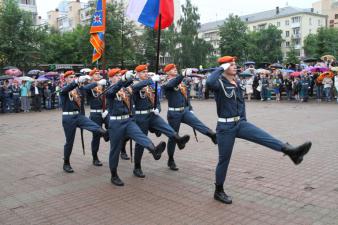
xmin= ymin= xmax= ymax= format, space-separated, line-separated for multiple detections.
xmin=18 ymin=76 xmax=34 ymax=81
xmin=80 ymin=68 xmax=91 ymax=73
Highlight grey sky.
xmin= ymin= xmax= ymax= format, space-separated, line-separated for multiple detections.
xmin=37 ymin=0 xmax=315 ymax=23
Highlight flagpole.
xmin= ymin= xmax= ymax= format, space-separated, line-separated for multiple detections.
xmin=154 ymin=14 xmax=162 ymax=109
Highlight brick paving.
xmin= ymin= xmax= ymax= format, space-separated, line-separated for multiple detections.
xmin=0 ymin=100 xmax=338 ymax=225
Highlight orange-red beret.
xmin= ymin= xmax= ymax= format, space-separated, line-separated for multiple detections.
xmin=89 ymin=68 xmax=100 ymax=76
xmin=120 ymin=69 xmax=128 ymax=75
xmin=218 ymin=56 xmax=236 ymax=64
xmin=135 ymin=64 xmax=148 ymax=72
xmin=163 ymin=64 xmax=176 ymax=73
xmin=64 ymin=70 xmax=75 ymax=78
xmin=108 ymin=68 xmax=121 ymax=77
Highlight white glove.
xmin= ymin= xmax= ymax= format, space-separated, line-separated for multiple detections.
xmin=84 ymin=75 xmax=92 ymax=80
xmin=190 ymin=110 xmax=194 ymax=114
xmin=78 ymin=76 xmax=87 ymax=83
xmin=122 ymin=71 xmax=135 ymax=82
xmin=153 ymin=108 xmax=160 ymax=115
xmin=183 ymin=68 xmax=192 ymax=76
xmin=102 ymin=110 xmax=108 ymax=119
xmin=220 ymin=63 xmax=231 ymax=71
xmin=151 ymin=74 xmax=161 ymax=82
xmin=97 ymin=79 xmax=107 ymax=86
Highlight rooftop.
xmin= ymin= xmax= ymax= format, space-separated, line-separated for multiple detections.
xmin=199 ymin=6 xmax=327 ymax=33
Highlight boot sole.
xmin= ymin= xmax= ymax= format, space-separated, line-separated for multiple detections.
xmin=177 ymin=135 xmax=190 ymax=150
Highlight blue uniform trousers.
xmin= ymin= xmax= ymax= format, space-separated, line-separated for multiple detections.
xmin=215 ymin=119 xmax=285 ymax=185
xmin=167 ymin=107 xmax=210 ymax=158
xmin=134 ymin=113 xmax=176 ymax=165
xmin=89 ymin=112 xmax=107 ymax=158
xmin=62 ymin=114 xmax=102 ymax=161
xmin=108 ymin=118 xmax=154 ymax=171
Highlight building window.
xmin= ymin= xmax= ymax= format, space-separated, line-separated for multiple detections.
xmin=318 ymin=19 xmax=321 ymax=26
xmin=69 ymin=6 xmax=72 ymax=11
xmin=294 ymin=39 xmax=300 ymax=45
xmin=293 ymin=27 xmax=300 ymax=35
xmin=285 ymin=20 xmax=289 ymax=25
xmin=277 ymin=21 xmax=280 ymax=27
xmin=286 ymin=41 xmax=290 ymax=47
xmin=309 ymin=29 xmax=312 ymax=34
xmin=286 ymin=31 xmax=289 ymax=37
xmin=309 ymin=18 xmax=312 ymax=25
xmin=253 ymin=26 xmax=256 ymax=31
xmin=335 ymin=14 xmax=338 ymax=19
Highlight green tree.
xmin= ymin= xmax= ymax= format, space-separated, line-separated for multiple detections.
xmin=303 ymin=33 xmax=318 ymax=58
xmin=219 ymin=14 xmax=248 ymax=60
xmin=285 ymin=41 xmax=300 ymax=65
xmin=175 ymin=0 xmax=213 ymax=68
xmin=246 ymin=25 xmax=283 ymax=63
xmin=0 ymin=0 xmax=45 ymax=70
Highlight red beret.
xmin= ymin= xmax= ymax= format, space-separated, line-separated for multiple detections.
xmin=64 ymin=70 xmax=75 ymax=78
xmin=120 ymin=69 xmax=128 ymax=75
xmin=163 ymin=64 xmax=176 ymax=73
xmin=108 ymin=68 xmax=121 ymax=77
xmin=218 ymin=56 xmax=236 ymax=64
xmin=89 ymin=68 xmax=100 ymax=76
xmin=135 ymin=64 xmax=148 ymax=72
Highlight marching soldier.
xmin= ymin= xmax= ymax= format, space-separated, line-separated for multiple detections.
xmin=206 ymin=56 xmax=312 ymax=204
xmin=105 ymin=70 xmax=166 ymax=186
xmin=86 ymin=68 xmax=108 ymax=166
xmin=162 ymin=64 xmax=217 ymax=171
xmin=132 ymin=64 xmax=190 ymax=178
xmin=107 ymin=69 xmax=130 ymax=160
xmin=60 ymin=70 xmax=109 ymax=173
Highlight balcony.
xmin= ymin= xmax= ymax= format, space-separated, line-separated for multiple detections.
xmin=291 ymin=22 xmax=301 ymax=28
xmin=294 ymin=44 xmax=301 ymax=49
xmin=18 ymin=3 xmax=37 ymax=13
xmin=292 ymin=33 xmax=301 ymax=39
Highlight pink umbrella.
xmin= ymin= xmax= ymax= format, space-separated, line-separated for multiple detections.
xmin=45 ymin=71 xmax=59 ymax=78
xmin=5 ymin=69 xmax=22 ymax=76
xmin=310 ymin=67 xmax=329 ymax=73
xmin=290 ymin=71 xmax=301 ymax=77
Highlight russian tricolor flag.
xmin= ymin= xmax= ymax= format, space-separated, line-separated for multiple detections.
xmin=126 ymin=0 xmax=174 ymax=30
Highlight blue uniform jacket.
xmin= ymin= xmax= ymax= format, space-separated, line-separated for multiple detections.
xmin=162 ymin=74 xmax=192 ymax=110
xmin=132 ymin=79 xmax=161 ymax=111
xmin=106 ymin=80 xmax=132 ymax=116
xmin=206 ymin=67 xmax=246 ymax=119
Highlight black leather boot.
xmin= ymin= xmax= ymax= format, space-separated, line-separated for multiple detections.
xmin=167 ymin=160 xmax=179 ymax=171
xmin=206 ymin=130 xmax=217 ymax=144
xmin=98 ymin=128 xmax=109 ymax=142
xmin=133 ymin=163 xmax=145 ymax=178
xmin=93 ymin=155 xmax=103 ymax=166
xmin=174 ymin=133 xmax=190 ymax=150
xmin=111 ymin=169 xmax=124 ymax=186
xmin=147 ymin=142 xmax=166 ymax=160
xmin=63 ymin=159 xmax=74 ymax=173
xmin=281 ymin=141 xmax=312 ymax=165
xmin=214 ymin=184 xmax=232 ymax=204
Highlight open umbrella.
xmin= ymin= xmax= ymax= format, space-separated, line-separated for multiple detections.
xmin=5 ymin=69 xmax=22 ymax=76
xmin=37 ymin=75 xmax=50 ymax=82
xmin=244 ymin=61 xmax=255 ymax=66
xmin=281 ymin=69 xmax=294 ymax=73
xmin=2 ymin=66 xmax=17 ymax=70
xmin=270 ymin=63 xmax=283 ymax=69
xmin=303 ymin=57 xmax=318 ymax=63
xmin=320 ymin=55 xmax=336 ymax=61
xmin=0 ymin=75 xmax=13 ymax=80
xmin=317 ymin=71 xmax=334 ymax=82
xmin=18 ymin=76 xmax=34 ymax=82
xmin=290 ymin=71 xmax=301 ymax=77
xmin=28 ymin=69 xmax=43 ymax=76
xmin=239 ymin=71 xmax=253 ymax=77
xmin=310 ymin=67 xmax=329 ymax=73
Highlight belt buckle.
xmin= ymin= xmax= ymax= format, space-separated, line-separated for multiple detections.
xmin=234 ymin=117 xmax=239 ymax=122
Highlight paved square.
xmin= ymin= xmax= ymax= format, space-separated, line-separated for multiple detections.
xmin=0 ymin=100 xmax=337 ymax=225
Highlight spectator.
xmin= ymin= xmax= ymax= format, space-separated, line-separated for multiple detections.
xmin=44 ymin=84 xmax=52 ymax=109
xmin=283 ymin=76 xmax=293 ymax=100
xmin=30 ymin=81 xmax=42 ymax=112
xmin=272 ymin=75 xmax=282 ymax=102
xmin=245 ymin=76 xmax=254 ymax=101
xmin=20 ymin=80 xmax=31 ymax=112
xmin=334 ymin=73 xmax=338 ymax=103
xmin=322 ymin=76 xmax=333 ymax=102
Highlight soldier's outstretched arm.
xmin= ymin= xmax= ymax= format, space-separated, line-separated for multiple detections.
xmin=106 ymin=80 xmax=125 ymax=98
xmin=162 ymin=74 xmax=184 ymax=90
xmin=206 ymin=67 xmax=223 ymax=91
xmin=131 ymin=79 xmax=152 ymax=94
xmin=81 ymin=82 xmax=97 ymax=91
xmin=60 ymin=81 xmax=78 ymax=95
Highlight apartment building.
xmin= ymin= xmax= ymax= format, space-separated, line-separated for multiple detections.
xmin=199 ymin=6 xmax=327 ymax=59
xmin=313 ymin=0 xmax=338 ymax=27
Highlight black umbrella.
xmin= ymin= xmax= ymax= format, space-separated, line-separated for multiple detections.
xmin=303 ymin=57 xmax=318 ymax=63
xmin=270 ymin=63 xmax=283 ymax=69
xmin=0 ymin=75 xmax=13 ymax=80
